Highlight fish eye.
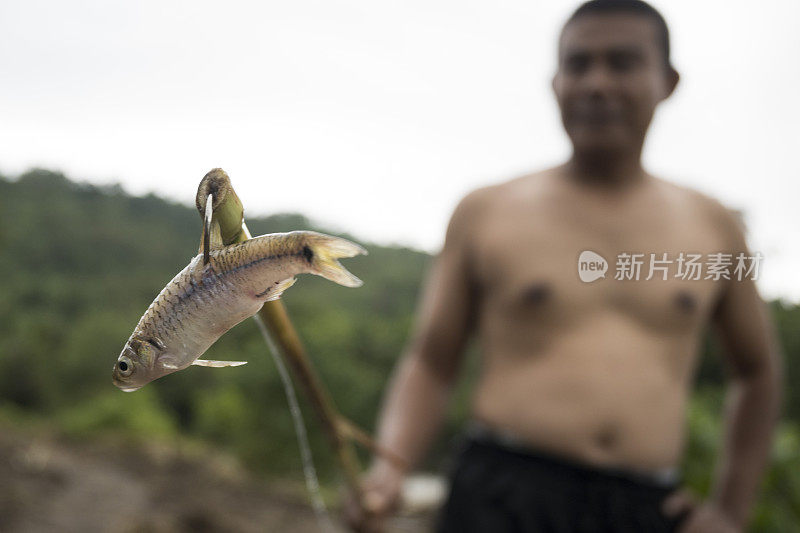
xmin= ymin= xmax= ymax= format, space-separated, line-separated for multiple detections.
xmin=117 ymin=357 xmax=133 ymax=377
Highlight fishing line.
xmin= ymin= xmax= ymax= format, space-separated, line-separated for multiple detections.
xmin=253 ymin=314 xmax=337 ymax=533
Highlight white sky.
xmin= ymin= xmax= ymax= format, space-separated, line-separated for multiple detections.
xmin=1 ymin=0 xmax=798 ymax=301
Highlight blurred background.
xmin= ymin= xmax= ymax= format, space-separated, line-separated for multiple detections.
xmin=0 ymin=1 xmax=798 ymax=531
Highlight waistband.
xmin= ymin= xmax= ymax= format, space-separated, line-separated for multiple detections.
xmin=464 ymin=419 xmax=681 ymax=490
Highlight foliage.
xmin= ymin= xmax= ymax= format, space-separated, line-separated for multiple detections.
xmin=683 ymin=389 xmax=800 ymax=530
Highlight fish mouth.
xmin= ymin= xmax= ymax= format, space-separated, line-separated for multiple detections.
xmin=112 ymin=374 xmax=143 ymax=392
xmin=113 ymin=379 xmax=142 ymax=392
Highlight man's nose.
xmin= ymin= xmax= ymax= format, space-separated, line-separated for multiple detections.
xmin=581 ymin=64 xmax=615 ymax=96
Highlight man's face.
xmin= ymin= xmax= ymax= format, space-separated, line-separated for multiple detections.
xmin=553 ymin=13 xmax=677 ymax=155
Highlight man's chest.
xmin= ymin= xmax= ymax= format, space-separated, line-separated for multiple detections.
xmin=471 ymin=198 xmax=729 ymax=332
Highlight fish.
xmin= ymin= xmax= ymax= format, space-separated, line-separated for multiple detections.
xmin=112 ymin=229 xmax=366 ymax=392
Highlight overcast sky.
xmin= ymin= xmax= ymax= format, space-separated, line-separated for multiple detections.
xmin=1 ymin=0 xmax=798 ymax=301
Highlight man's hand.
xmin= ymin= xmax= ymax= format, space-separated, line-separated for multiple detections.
xmin=662 ymin=489 xmax=741 ymax=533
xmin=676 ymin=503 xmax=740 ymax=533
xmin=342 ymin=461 xmax=405 ymax=533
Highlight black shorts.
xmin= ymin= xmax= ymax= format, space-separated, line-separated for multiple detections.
xmin=436 ymin=432 xmax=690 ymax=533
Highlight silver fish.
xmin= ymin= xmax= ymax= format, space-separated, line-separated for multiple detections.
xmin=112 ymin=230 xmax=365 ymax=391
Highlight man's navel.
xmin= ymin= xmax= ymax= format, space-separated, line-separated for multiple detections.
xmin=595 ymin=423 xmax=620 ymax=450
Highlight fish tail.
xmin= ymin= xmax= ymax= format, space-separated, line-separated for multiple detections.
xmin=302 ymin=232 xmax=367 ymax=287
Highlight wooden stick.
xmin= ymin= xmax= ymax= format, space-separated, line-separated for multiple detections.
xmin=194 ymin=168 xmax=406 ymax=510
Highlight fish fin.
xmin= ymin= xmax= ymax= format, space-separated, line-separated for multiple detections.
xmin=303 ymin=232 xmax=367 ymax=288
xmin=255 ymin=277 xmax=297 ymax=301
xmin=192 ymin=359 xmax=248 ymax=368
xmin=199 ymin=193 xmax=224 ymax=264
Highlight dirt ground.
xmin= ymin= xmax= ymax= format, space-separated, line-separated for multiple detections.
xmin=0 ymin=427 xmax=433 ymax=533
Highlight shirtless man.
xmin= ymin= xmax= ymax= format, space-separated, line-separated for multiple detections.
xmin=345 ymin=1 xmax=781 ymax=531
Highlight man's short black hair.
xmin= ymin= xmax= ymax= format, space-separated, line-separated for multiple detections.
xmin=565 ymin=0 xmax=673 ymax=70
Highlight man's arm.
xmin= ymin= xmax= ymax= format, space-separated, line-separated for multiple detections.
xmin=675 ymin=207 xmax=782 ymax=532
xmin=708 ymin=210 xmax=783 ymax=527
xmin=371 ymin=191 xmax=481 ymax=470
xmin=344 ymin=191 xmax=483 ymax=532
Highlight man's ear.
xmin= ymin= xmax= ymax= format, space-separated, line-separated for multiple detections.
xmin=662 ymin=67 xmax=680 ymax=100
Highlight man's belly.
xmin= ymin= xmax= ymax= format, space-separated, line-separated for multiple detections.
xmin=470 ymin=343 xmax=691 ymax=473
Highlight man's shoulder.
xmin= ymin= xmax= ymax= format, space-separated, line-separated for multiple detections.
xmin=654 ymin=177 xmax=746 ymax=245
xmin=453 ymin=169 xmax=554 ymax=214
xmin=656 ymin=178 xmax=741 ymax=222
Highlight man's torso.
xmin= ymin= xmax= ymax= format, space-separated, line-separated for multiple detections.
xmin=466 ymin=167 xmax=731 ymax=471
